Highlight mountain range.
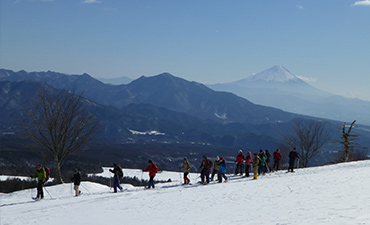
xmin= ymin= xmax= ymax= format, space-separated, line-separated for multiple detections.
xmin=1 ymin=68 xmax=369 ymax=169
xmin=208 ymin=66 xmax=370 ymax=126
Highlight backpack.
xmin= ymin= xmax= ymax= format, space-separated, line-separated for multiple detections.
xmin=44 ymin=167 xmax=50 ymax=181
xmin=118 ymin=167 xmax=123 ymax=178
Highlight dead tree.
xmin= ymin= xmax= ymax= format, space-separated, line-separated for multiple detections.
xmin=285 ymin=120 xmax=330 ymax=168
xmin=339 ymin=120 xmax=359 ymax=162
xmin=24 ymin=87 xmax=98 ymax=183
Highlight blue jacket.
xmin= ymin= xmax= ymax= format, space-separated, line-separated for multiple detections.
xmin=219 ymin=160 xmax=227 ymax=174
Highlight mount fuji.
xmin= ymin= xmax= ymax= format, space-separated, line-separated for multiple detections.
xmin=219 ymin=65 xmax=329 ymax=96
xmin=238 ymin=65 xmax=303 ymax=83
xmin=208 ymin=66 xmax=370 ymax=125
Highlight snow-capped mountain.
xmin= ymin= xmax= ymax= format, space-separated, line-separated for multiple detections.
xmin=208 ymin=66 xmax=370 ymax=125
xmin=223 ymin=65 xmax=321 ymax=94
xmin=242 ymin=65 xmax=302 ymax=83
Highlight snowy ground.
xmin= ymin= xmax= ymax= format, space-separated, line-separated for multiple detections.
xmin=2 ymin=161 xmax=370 ymax=225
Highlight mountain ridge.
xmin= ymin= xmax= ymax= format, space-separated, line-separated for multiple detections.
xmin=208 ymin=66 xmax=370 ymax=125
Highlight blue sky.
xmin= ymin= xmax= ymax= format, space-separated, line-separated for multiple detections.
xmin=1 ymin=0 xmax=370 ymax=100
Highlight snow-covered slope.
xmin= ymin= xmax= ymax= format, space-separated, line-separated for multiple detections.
xmin=2 ymin=161 xmax=370 ymax=225
xmin=246 ymin=65 xmax=301 ymax=82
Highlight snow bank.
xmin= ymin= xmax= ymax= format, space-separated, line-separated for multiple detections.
xmin=2 ymin=160 xmax=370 ymax=225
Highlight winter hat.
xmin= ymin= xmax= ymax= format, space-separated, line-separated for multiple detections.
xmin=74 ymin=168 xmax=79 ymax=172
xmin=238 ymin=149 xmax=243 ymax=154
xmin=248 ymin=151 xmax=252 ymax=155
xmin=203 ymin=155 xmax=207 ymax=159
xmin=220 ymin=157 xmax=224 ymax=161
xmin=254 ymin=153 xmax=258 ymax=156
xmin=184 ymin=158 xmax=187 ymax=161
xmin=148 ymin=160 xmax=153 ymax=163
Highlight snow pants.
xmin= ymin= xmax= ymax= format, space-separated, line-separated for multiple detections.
xmin=211 ymin=169 xmax=219 ymax=181
xmin=201 ymin=170 xmax=210 ymax=183
xmin=74 ymin=184 xmax=80 ymax=196
xmin=148 ymin=176 xmax=155 ymax=188
xmin=218 ymin=172 xmax=227 ymax=182
xmin=245 ymin=164 xmax=251 ymax=177
xmin=288 ymin=160 xmax=295 ymax=172
xmin=113 ymin=177 xmax=123 ymax=192
xmin=37 ymin=180 xmax=44 ymax=199
xmin=273 ymin=159 xmax=280 ymax=171
xmin=183 ymin=172 xmax=190 ymax=184
xmin=235 ymin=162 xmax=244 ymax=175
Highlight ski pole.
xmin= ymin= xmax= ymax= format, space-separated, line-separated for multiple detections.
xmin=43 ymin=186 xmax=53 ymax=199
xmin=29 ymin=177 xmax=34 ymax=199
xmin=71 ymin=182 xmax=73 ymax=195
xmin=80 ymin=183 xmax=91 ymax=194
xmin=110 ymin=176 xmax=112 ymax=191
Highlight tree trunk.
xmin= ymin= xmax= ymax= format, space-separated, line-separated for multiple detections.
xmin=54 ymin=157 xmax=63 ymax=184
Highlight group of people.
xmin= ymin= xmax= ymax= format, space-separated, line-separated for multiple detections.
xmin=179 ymin=147 xmax=300 ymax=184
xmin=187 ymin=155 xmax=228 ymax=185
xmin=235 ymin=149 xmax=283 ymax=177
xmin=30 ymin=164 xmax=82 ymax=200
xmin=109 ymin=160 xmax=159 ymax=191
xmin=30 ymin=148 xmax=300 ymax=198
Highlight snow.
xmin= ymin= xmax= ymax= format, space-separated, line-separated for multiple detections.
xmin=249 ymin=65 xmax=300 ymax=82
xmin=214 ymin=112 xmax=227 ymax=119
xmin=0 ymin=175 xmax=29 ymax=181
xmin=2 ymin=160 xmax=370 ymax=225
xmin=128 ymin=129 xmax=165 ymax=136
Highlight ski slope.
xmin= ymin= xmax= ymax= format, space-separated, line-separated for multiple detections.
xmin=2 ymin=161 xmax=370 ymax=225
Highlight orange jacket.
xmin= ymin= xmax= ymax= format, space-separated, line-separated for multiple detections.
xmin=144 ymin=163 xmax=159 ymax=177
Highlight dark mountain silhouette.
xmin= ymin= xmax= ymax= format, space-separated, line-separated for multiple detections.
xmin=0 ymin=69 xmax=304 ymax=124
xmin=1 ymin=69 xmax=369 ymax=170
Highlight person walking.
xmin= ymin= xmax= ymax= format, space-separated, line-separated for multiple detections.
xmin=217 ymin=157 xmax=228 ymax=183
xmin=288 ymin=148 xmax=300 ymax=172
xmin=265 ymin=150 xmax=272 ymax=172
xmin=181 ymin=158 xmax=192 ymax=184
xmin=211 ymin=156 xmax=220 ymax=181
xmin=199 ymin=155 xmax=212 ymax=184
xmin=109 ymin=163 xmax=123 ymax=192
xmin=245 ymin=152 xmax=253 ymax=177
xmin=143 ymin=160 xmax=159 ymax=189
xmin=273 ymin=149 xmax=283 ymax=171
xmin=31 ymin=164 xmax=46 ymax=200
xmin=258 ymin=150 xmax=267 ymax=175
xmin=71 ymin=168 xmax=81 ymax=197
xmin=252 ymin=153 xmax=260 ymax=180
xmin=234 ymin=150 xmax=245 ymax=176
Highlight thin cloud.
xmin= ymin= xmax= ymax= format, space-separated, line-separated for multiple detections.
xmin=352 ymin=0 xmax=370 ymax=6
xmin=297 ymin=76 xmax=317 ymax=83
xmin=297 ymin=4 xmax=304 ymax=9
xmin=83 ymin=0 xmax=102 ymax=3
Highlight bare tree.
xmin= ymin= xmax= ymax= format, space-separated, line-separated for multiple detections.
xmin=23 ymin=87 xmax=98 ymax=183
xmin=285 ymin=120 xmax=330 ymax=168
xmin=336 ymin=120 xmax=367 ymax=162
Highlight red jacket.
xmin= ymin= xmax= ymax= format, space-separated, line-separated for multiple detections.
xmin=245 ymin=154 xmax=253 ymax=165
xmin=273 ymin=151 xmax=283 ymax=160
xmin=200 ymin=159 xmax=212 ymax=172
xmin=235 ymin=153 xmax=245 ymax=163
xmin=144 ymin=163 xmax=159 ymax=177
